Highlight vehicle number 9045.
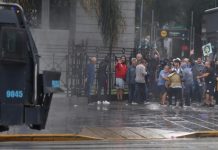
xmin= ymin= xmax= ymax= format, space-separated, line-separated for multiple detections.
xmin=6 ymin=90 xmax=23 ymax=98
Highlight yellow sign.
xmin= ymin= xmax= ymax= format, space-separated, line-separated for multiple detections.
xmin=160 ymin=30 xmax=168 ymax=38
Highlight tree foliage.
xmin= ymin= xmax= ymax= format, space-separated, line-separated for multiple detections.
xmin=81 ymin=0 xmax=126 ymax=46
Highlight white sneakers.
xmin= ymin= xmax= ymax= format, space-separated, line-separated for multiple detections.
xmin=103 ymin=101 xmax=110 ymax=105
xmin=131 ymin=102 xmax=138 ymax=105
xmin=97 ymin=100 xmax=110 ymax=105
xmin=144 ymin=101 xmax=150 ymax=105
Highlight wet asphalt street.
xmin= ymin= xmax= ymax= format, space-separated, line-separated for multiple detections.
xmin=1 ymin=138 xmax=218 ymax=150
xmin=48 ymin=95 xmax=218 ymax=133
xmin=6 ymin=94 xmax=218 ymax=134
xmin=2 ymin=94 xmax=218 ymax=149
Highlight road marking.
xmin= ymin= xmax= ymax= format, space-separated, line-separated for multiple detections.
xmin=164 ymin=116 xmax=215 ymax=131
xmin=205 ymin=117 xmax=218 ymax=122
xmin=174 ymin=117 xmax=215 ymax=131
xmin=184 ymin=115 xmax=218 ymax=128
xmin=162 ymin=117 xmax=194 ymax=131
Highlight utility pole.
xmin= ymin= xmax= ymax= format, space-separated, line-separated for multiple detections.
xmin=150 ymin=10 xmax=154 ymax=48
xmin=190 ymin=11 xmax=195 ymax=52
xmin=139 ymin=0 xmax=144 ymax=48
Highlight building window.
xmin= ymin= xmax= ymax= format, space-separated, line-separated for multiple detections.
xmin=49 ymin=0 xmax=70 ymax=30
xmin=3 ymin=0 xmax=42 ymax=28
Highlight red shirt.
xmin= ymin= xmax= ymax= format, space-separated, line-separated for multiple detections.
xmin=115 ymin=63 xmax=127 ymax=79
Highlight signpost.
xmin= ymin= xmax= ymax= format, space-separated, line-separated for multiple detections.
xmin=202 ymin=43 xmax=213 ymax=56
xmin=159 ymin=29 xmax=189 ymax=39
xmin=158 ymin=27 xmax=190 ymax=58
xmin=160 ymin=30 xmax=168 ymax=38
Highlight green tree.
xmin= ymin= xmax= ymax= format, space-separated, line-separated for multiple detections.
xmin=81 ymin=0 xmax=126 ymax=96
xmin=81 ymin=0 xmax=125 ymax=46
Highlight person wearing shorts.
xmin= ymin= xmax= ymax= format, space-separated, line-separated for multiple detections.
xmin=115 ymin=56 xmax=127 ymax=100
xmin=157 ymin=65 xmax=170 ymax=105
xmin=197 ymin=61 xmax=215 ymax=107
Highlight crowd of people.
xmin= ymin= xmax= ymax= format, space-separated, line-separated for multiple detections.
xmin=86 ymin=51 xmax=218 ymax=107
xmin=157 ymin=55 xmax=218 ymax=107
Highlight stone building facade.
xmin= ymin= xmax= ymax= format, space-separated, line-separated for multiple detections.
xmin=24 ymin=0 xmax=136 ymax=89
xmin=31 ymin=0 xmax=136 ymax=55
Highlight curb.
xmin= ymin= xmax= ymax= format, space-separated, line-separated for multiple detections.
xmin=0 ymin=134 xmax=103 ymax=142
xmin=1 ymin=131 xmax=217 ymax=142
xmin=177 ymin=131 xmax=218 ymax=138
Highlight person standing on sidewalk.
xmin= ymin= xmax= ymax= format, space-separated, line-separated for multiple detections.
xmin=191 ymin=57 xmax=205 ymax=103
xmin=135 ymin=59 xmax=147 ymax=104
xmin=115 ymin=56 xmax=127 ymax=101
xmin=97 ymin=56 xmax=110 ymax=105
xmin=136 ymin=53 xmax=143 ymax=64
xmin=86 ymin=57 xmax=97 ymax=102
xmin=182 ymin=59 xmax=193 ymax=106
xmin=167 ymin=59 xmax=183 ymax=107
xmin=126 ymin=58 xmax=137 ymax=104
xmin=197 ymin=61 xmax=215 ymax=107
xmin=214 ymin=61 xmax=218 ymax=105
xmin=157 ymin=65 xmax=170 ymax=105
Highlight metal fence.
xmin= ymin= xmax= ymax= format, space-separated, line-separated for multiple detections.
xmin=38 ymin=41 xmax=135 ymax=97
xmin=67 ymin=43 xmax=135 ymax=97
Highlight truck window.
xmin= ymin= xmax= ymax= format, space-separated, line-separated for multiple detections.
xmin=0 ymin=27 xmax=28 ymax=62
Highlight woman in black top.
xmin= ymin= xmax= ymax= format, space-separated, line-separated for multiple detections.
xmin=197 ymin=61 xmax=215 ymax=107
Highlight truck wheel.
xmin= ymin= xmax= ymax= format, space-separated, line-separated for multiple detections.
xmin=0 ymin=125 xmax=9 ymax=132
xmin=29 ymin=124 xmax=42 ymax=130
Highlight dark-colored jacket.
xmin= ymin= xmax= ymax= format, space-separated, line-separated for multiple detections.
xmin=126 ymin=65 xmax=136 ymax=84
xmin=97 ymin=61 xmax=108 ymax=81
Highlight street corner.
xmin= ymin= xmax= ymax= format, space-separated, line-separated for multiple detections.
xmin=78 ymin=127 xmax=191 ymax=141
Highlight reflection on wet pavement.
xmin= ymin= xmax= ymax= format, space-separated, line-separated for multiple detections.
xmin=6 ymin=95 xmax=218 ymax=136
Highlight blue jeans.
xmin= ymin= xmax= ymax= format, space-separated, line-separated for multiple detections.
xmin=193 ymin=80 xmax=203 ymax=103
xmin=86 ymin=79 xmax=94 ymax=97
xmin=144 ymin=84 xmax=148 ymax=102
xmin=128 ymin=83 xmax=135 ymax=103
xmin=184 ymin=84 xmax=193 ymax=106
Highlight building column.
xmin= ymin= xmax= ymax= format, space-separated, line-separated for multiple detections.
xmin=41 ymin=0 xmax=50 ymax=29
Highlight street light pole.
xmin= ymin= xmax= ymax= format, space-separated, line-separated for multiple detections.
xmin=139 ymin=0 xmax=144 ymax=48
xmin=150 ymin=10 xmax=154 ymax=48
xmin=190 ymin=11 xmax=194 ymax=52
